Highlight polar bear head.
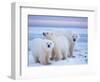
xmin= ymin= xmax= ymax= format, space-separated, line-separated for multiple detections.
xmin=43 ymin=39 xmax=54 ymax=52
xmin=63 ymin=31 xmax=79 ymax=43
xmin=43 ymin=32 xmax=56 ymax=40
xmin=72 ymin=33 xmax=79 ymax=42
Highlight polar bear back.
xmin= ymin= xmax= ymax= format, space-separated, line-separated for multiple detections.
xmin=55 ymin=36 xmax=69 ymax=52
xmin=31 ymin=38 xmax=44 ymax=58
xmin=32 ymin=38 xmax=45 ymax=51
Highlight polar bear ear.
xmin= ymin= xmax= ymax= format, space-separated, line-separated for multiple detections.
xmin=50 ymin=32 xmax=54 ymax=36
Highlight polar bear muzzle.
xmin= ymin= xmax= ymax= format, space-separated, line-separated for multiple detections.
xmin=43 ymin=32 xmax=49 ymax=36
xmin=43 ymin=32 xmax=46 ymax=36
xmin=73 ymin=38 xmax=76 ymax=42
xmin=47 ymin=44 xmax=50 ymax=48
xmin=47 ymin=42 xmax=52 ymax=48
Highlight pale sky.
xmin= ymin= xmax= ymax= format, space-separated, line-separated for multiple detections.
xmin=28 ymin=15 xmax=88 ymax=28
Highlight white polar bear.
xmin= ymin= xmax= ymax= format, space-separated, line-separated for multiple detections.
xmin=43 ymin=32 xmax=70 ymax=61
xmin=52 ymin=30 xmax=79 ymax=58
xmin=65 ymin=31 xmax=78 ymax=57
xmin=31 ymin=38 xmax=54 ymax=65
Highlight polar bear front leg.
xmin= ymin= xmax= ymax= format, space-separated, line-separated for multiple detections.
xmin=39 ymin=53 xmax=50 ymax=65
xmin=69 ymin=44 xmax=75 ymax=58
xmin=50 ymin=49 xmax=55 ymax=60
xmin=62 ymin=50 xmax=69 ymax=60
xmin=39 ymin=55 xmax=47 ymax=65
xmin=46 ymin=52 xmax=51 ymax=64
xmin=54 ymin=48 xmax=62 ymax=61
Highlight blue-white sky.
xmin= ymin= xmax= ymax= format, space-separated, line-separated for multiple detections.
xmin=28 ymin=15 xmax=88 ymax=28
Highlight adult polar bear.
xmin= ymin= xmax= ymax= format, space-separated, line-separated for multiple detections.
xmin=43 ymin=31 xmax=78 ymax=60
xmin=31 ymin=38 xmax=54 ymax=65
xmin=54 ymin=30 xmax=78 ymax=58
xmin=43 ymin=32 xmax=70 ymax=60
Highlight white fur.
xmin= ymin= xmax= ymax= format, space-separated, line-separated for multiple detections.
xmin=31 ymin=38 xmax=54 ymax=65
xmin=55 ymin=36 xmax=70 ymax=59
xmin=54 ymin=30 xmax=79 ymax=57
xmin=43 ymin=32 xmax=70 ymax=60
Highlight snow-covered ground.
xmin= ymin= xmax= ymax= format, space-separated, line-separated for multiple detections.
xmin=28 ymin=28 xmax=88 ymax=66
xmin=28 ymin=42 xmax=87 ymax=66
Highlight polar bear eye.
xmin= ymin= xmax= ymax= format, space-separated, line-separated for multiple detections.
xmin=49 ymin=42 xmax=51 ymax=45
xmin=72 ymin=35 xmax=74 ymax=38
xmin=43 ymin=32 xmax=46 ymax=36
xmin=46 ymin=43 xmax=51 ymax=48
xmin=46 ymin=32 xmax=48 ymax=34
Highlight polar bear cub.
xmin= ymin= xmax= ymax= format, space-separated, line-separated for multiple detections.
xmin=43 ymin=32 xmax=70 ymax=60
xmin=31 ymin=38 xmax=54 ymax=65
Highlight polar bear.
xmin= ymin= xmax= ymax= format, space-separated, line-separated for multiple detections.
xmin=43 ymin=32 xmax=70 ymax=61
xmin=52 ymin=30 xmax=79 ymax=58
xmin=31 ymin=38 xmax=54 ymax=65
xmin=65 ymin=31 xmax=78 ymax=57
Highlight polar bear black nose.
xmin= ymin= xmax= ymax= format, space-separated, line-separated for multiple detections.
xmin=43 ymin=32 xmax=46 ymax=36
xmin=48 ymin=44 xmax=50 ymax=48
xmin=73 ymin=38 xmax=76 ymax=42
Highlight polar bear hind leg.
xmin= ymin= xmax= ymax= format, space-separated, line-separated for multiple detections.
xmin=33 ymin=53 xmax=40 ymax=63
